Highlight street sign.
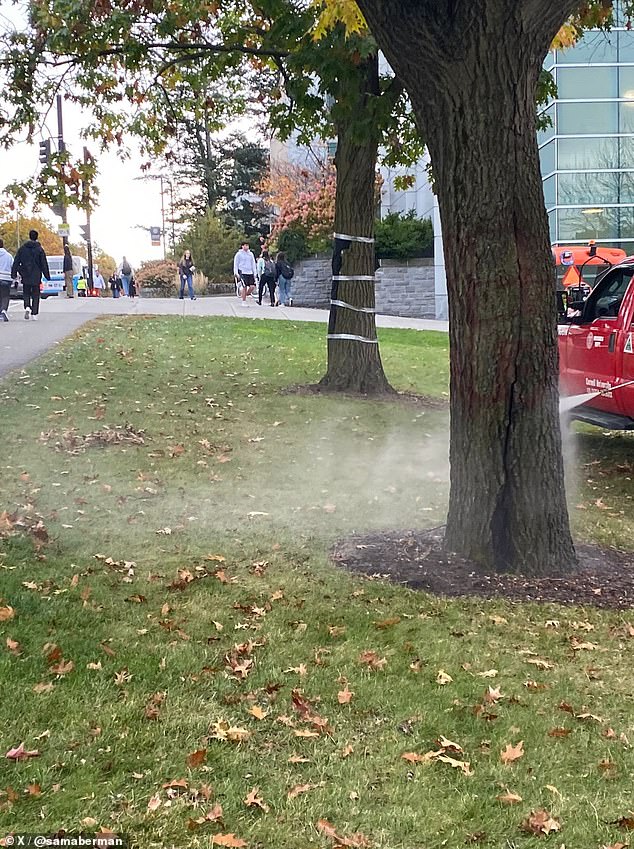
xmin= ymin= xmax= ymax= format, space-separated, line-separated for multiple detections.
xmin=57 ymin=223 xmax=70 ymax=238
xmin=150 ymin=226 xmax=161 ymax=246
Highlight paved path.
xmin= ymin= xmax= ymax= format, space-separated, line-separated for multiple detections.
xmin=0 ymin=296 xmax=448 ymax=378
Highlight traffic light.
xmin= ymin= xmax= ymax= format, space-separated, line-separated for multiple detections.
xmin=38 ymin=139 xmax=51 ymax=165
xmin=79 ymin=223 xmax=91 ymax=242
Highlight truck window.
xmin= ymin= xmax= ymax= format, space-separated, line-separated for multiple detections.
xmin=583 ymin=268 xmax=634 ymax=322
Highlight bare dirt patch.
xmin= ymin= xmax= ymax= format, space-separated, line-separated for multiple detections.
xmin=331 ymin=527 xmax=634 ymax=610
xmin=286 ymin=384 xmax=449 ymax=408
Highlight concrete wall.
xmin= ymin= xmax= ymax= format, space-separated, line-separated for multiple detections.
xmin=290 ymin=255 xmax=436 ymax=319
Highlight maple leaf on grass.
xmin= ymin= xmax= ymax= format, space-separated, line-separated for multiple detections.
xmin=496 ymin=790 xmax=523 ymax=805
xmin=0 ymin=605 xmax=15 ymax=622
xmin=358 ymin=650 xmax=387 ymax=670
xmin=521 ymin=809 xmax=561 ymax=836
xmin=244 ymin=786 xmax=269 ymax=812
xmin=500 ymin=741 xmax=524 ymax=765
xmin=338 ymin=685 xmax=354 ymax=704
xmin=316 ymin=819 xmax=371 ymax=848
xmin=187 ymin=804 xmax=224 ymax=830
xmin=211 ymin=834 xmax=247 ymax=847
xmin=186 ymin=748 xmax=207 ymax=768
xmin=5 ymin=743 xmax=40 ymax=761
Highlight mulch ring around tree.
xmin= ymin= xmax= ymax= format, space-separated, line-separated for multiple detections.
xmin=331 ymin=527 xmax=634 ymax=610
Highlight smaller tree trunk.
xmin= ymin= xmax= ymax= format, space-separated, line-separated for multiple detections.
xmin=318 ymin=54 xmax=394 ymax=396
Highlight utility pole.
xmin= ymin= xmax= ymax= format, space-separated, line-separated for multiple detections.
xmin=56 ymin=95 xmax=68 ymax=248
xmin=170 ymin=181 xmax=175 ymax=252
xmin=82 ymin=147 xmax=94 ymax=290
xmin=160 ymin=176 xmax=166 ymax=259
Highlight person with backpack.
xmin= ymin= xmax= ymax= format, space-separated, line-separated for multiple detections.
xmin=256 ymin=250 xmax=277 ymax=306
xmin=118 ymin=256 xmax=133 ymax=296
xmin=275 ymin=251 xmax=295 ymax=307
xmin=178 ymin=249 xmax=196 ymax=300
xmin=11 ymin=229 xmax=51 ymax=321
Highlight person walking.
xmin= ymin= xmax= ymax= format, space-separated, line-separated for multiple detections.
xmin=275 ymin=251 xmax=295 ymax=307
xmin=0 ymin=239 xmax=13 ymax=322
xmin=256 ymin=250 xmax=277 ymax=306
xmin=118 ymin=256 xmax=133 ymax=296
xmin=63 ymin=244 xmax=74 ymax=298
xmin=11 ymin=229 xmax=51 ymax=321
xmin=93 ymin=265 xmax=106 ymax=297
xmin=233 ymin=241 xmax=257 ymax=306
xmin=109 ymin=273 xmax=122 ymax=298
xmin=178 ymin=250 xmax=196 ymax=300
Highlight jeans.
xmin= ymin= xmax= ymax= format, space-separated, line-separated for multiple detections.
xmin=0 ymin=283 xmax=10 ymax=315
xmin=121 ymin=274 xmax=130 ymax=296
xmin=23 ymin=282 xmax=40 ymax=316
xmin=277 ymin=275 xmax=291 ymax=305
xmin=179 ymin=274 xmax=194 ymax=299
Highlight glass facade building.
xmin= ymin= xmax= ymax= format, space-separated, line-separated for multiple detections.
xmin=540 ymin=17 xmax=634 ymax=254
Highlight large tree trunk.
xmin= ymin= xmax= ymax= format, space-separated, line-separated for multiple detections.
xmin=357 ymin=0 xmax=580 ymax=574
xmin=318 ymin=54 xmax=394 ymax=396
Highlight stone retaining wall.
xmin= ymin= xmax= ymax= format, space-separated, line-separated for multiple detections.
xmin=290 ymin=255 xmax=436 ymax=319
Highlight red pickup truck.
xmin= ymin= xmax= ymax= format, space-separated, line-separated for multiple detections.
xmin=558 ymin=256 xmax=634 ymax=430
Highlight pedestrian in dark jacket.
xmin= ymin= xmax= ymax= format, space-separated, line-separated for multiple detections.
xmin=178 ymin=250 xmax=196 ymax=300
xmin=11 ymin=230 xmax=51 ymax=321
xmin=63 ymin=244 xmax=74 ymax=298
xmin=275 ymin=251 xmax=294 ymax=307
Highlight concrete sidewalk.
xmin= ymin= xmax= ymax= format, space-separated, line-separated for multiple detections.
xmin=0 ymin=296 xmax=448 ymax=378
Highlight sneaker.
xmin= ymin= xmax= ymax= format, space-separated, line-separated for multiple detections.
xmin=191 ymin=296 xmax=196 ymax=301
xmin=0 ymin=310 xmax=8 ymax=322
xmin=288 ymin=298 xmax=293 ymax=307
xmin=240 ymin=301 xmax=249 ymax=307
xmin=31 ymin=315 xmax=38 ymax=321
xmin=24 ymin=307 xmax=30 ymax=320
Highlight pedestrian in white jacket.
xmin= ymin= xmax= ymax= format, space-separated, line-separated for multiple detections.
xmin=233 ymin=242 xmax=257 ymax=305
xmin=0 ymin=240 xmax=14 ymax=322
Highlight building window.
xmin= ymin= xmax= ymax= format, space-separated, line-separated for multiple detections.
xmin=557 ymin=206 xmax=634 ymax=241
xmin=557 ymin=101 xmax=618 ymax=135
xmin=537 ymin=106 xmax=555 ymax=145
xmin=539 ymin=140 xmax=556 ymax=175
xmin=557 ymin=171 xmax=634 ymax=206
xmin=618 ymin=29 xmax=634 ymax=61
xmin=556 ymin=32 xmax=617 ymax=64
xmin=556 ymin=66 xmax=617 ymax=99
xmin=557 ymin=137 xmax=618 ymax=170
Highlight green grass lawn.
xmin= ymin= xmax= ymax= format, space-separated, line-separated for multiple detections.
xmin=0 ymin=316 xmax=633 ymax=849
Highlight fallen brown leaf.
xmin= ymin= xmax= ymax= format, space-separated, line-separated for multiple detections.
xmin=521 ymin=809 xmax=561 ymax=836
xmin=500 ymin=741 xmax=524 ymax=765
xmin=287 ymin=782 xmax=322 ymax=800
xmin=244 ymin=786 xmax=269 ymax=812
xmin=497 ymin=790 xmax=523 ymax=805
xmin=359 ymin=650 xmax=387 ymax=670
xmin=186 ymin=749 xmax=207 ymax=768
xmin=316 ymin=818 xmax=370 ymax=847
xmin=0 ymin=606 xmax=15 ymax=622
xmin=211 ymin=834 xmax=247 ymax=847
xmin=5 ymin=743 xmax=39 ymax=761
xmin=338 ymin=685 xmax=354 ymax=705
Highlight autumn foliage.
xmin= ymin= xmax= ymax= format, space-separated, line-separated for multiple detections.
xmin=258 ymin=163 xmax=336 ymax=255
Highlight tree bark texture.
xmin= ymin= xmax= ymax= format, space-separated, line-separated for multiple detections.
xmin=357 ymin=0 xmax=580 ymax=573
xmin=318 ymin=54 xmax=394 ymax=395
